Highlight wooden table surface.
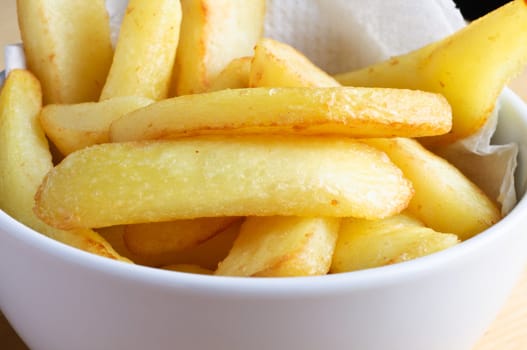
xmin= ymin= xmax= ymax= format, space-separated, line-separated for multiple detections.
xmin=1 ymin=2 xmax=527 ymax=349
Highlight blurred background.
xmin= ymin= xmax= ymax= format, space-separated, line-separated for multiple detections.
xmin=453 ymin=0 xmax=511 ymax=20
xmin=0 ymin=2 xmax=20 ymax=69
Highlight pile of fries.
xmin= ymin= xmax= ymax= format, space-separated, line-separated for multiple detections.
xmin=1 ymin=0 xmax=527 ymax=276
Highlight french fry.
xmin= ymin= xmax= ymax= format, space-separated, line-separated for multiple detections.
xmin=0 ymin=70 xmax=125 ymax=261
xmin=110 ymin=87 xmax=452 ymax=142
xmin=15 ymin=0 xmax=512 ymax=276
xmin=34 ymin=136 xmax=413 ymax=229
xmin=207 ymin=57 xmax=252 ymax=92
xmin=171 ymin=0 xmax=266 ymax=95
xmin=249 ymin=38 xmax=340 ymax=88
xmin=99 ymin=0 xmax=182 ymax=101
xmin=98 ymin=219 xmax=241 ymax=269
xmin=363 ymin=138 xmax=501 ymax=240
xmin=216 ymin=217 xmax=340 ymax=277
xmin=232 ymin=38 xmax=344 ymax=278
xmin=335 ymin=0 xmax=527 ymax=144
xmin=164 ymin=220 xmax=241 ymax=269
xmin=330 ymin=213 xmax=459 ymax=273
xmin=123 ymin=217 xmax=239 ymax=256
xmin=16 ymin=0 xmax=113 ymax=104
xmin=97 ymin=226 xmax=146 ymax=262
xmin=40 ymin=96 xmax=153 ymax=155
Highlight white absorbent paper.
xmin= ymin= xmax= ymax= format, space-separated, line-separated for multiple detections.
xmin=263 ymin=0 xmax=466 ymax=74
xmin=3 ymin=0 xmax=519 ymax=214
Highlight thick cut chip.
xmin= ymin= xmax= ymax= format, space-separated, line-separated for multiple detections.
xmin=40 ymin=96 xmax=153 ymax=155
xmin=0 ymin=70 xmax=125 ymax=261
xmin=16 ymin=0 xmax=113 ymax=104
xmin=207 ymin=57 xmax=252 ymax=92
xmin=123 ymin=217 xmax=239 ymax=256
xmin=330 ymin=213 xmax=459 ymax=273
xmin=171 ymin=0 xmax=266 ymax=95
xmin=233 ymin=39 xmax=344 ymax=279
xmin=216 ymin=217 xmax=340 ymax=277
xmin=335 ymin=0 xmax=527 ymax=144
xmin=249 ymin=38 xmax=340 ymax=88
xmin=110 ymin=87 xmax=452 ymax=142
xmin=100 ymin=0 xmax=182 ymax=101
xmin=364 ymin=138 xmax=501 ymax=240
xmin=34 ymin=136 xmax=413 ymax=229
xmin=98 ymin=219 xmax=241 ymax=269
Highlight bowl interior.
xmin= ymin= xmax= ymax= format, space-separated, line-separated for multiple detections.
xmin=0 ymin=89 xmax=526 ymax=292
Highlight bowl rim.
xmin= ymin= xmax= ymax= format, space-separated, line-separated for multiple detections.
xmin=1 ymin=88 xmax=527 ymax=296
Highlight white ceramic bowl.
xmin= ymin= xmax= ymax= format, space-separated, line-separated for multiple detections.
xmin=1 ymin=89 xmax=527 ymax=350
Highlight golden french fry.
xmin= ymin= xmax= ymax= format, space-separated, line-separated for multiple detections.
xmin=34 ymin=136 xmax=413 ymax=229
xmin=40 ymin=96 xmax=153 ymax=155
xmin=99 ymin=0 xmax=182 ymax=100
xmin=16 ymin=0 xmax=113 ymax=104
xmin=97 ymin=226 xmax=146 ymax=262
xmin=336 ymin=0 xmax=527 ymax=144
xmin=330 ymin=213 xmax=459 ymax=273
xmin=123 ymin=217 xmax=239 ymax=256
xmin=238 ymin=39 xmax=344 ymax=276
xmin=207 ymin=57 xmax=252 ymax=92
xmin=110 ymin=87 xmax=452 ymax=142
xmin=249 ymin=38 xmax=340 ymax=88
xmin=230 ymin=37 xmax=343 ymax=278
xmin=98 ymin=219 xmax=241 ymax=269
xmin=165 ymin=220 xmax=241 ymax=269
xmin=0 ymin=70 xmax=125 ymax=261
xmin=237 ymin=38 xmax=342 ymax=278
xmin=364 ymin=138 xmax=501 ymax=240
xmin=216 ymin=217 xmax=340 ymax=277
xmin=171 ymin=0 xmax=266 ymax=95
